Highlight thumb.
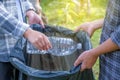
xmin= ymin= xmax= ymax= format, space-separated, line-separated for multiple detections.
xmin=74 ymin=26 xmax=81 ymax=32
xmin=80 ymin=62 xmax=86 ymax=72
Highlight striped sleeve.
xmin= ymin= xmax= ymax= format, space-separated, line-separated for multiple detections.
xmin=0 ymin=4 xmax=29 ymax=39
xmin=111 ymin=26 xmax=120 ymax=47
xmin=23 ymin=0 xmax=35 ymax=12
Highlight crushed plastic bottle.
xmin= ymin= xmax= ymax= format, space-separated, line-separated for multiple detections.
xmin=27 ymin=37 xmax=82 ymax=56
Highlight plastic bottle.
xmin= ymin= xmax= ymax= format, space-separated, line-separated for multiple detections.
xmin=27 ymin=37 xmax=82 ymax=56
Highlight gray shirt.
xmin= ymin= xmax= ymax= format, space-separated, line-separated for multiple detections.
xmin=99 ymin=0 xmax=120 ymax=79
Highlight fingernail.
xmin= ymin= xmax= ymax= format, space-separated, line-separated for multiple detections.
xmin=74 ymin=63 xmax=77 ymax=66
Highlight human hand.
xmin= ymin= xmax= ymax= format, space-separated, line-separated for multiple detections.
xmin=74 ymin=49 xmax=98 ymax=72
xmin=26 ymin=10 xmax=45 ymax=28
xmin=74 ymin=22 xmax=95 ymax=38
xmin=35 ymin=4 xmax=42 ymax=15
xmin=24 ymin=28 xmax=52 ymax=50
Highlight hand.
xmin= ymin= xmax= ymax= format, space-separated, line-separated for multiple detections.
xmin=35 ymin=4 xmax=42 ymax=15
xmin=26 ymin=10 xmax=45 ymax=28
xmin=24 ymin=28 xmax=52 ymax=50
xmin=74 ymin=22 xmax=95 ymax=38
xmin=74 ymin=49 xmax=98 ymax=72
xmin=74 ymin=19 xmax=103 ymax=37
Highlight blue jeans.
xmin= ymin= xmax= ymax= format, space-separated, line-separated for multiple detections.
xmin=0 ymin=62 xmax=18 ymax=80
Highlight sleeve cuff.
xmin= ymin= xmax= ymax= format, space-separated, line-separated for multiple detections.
xmin=12 ymin=21 xmax=30 ymax=39
xmin=24 ymin=1 xmax=36 ymax=13
xmin=111 ymin=28 xmax=120 ymax=48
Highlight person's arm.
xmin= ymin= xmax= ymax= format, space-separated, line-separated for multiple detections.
xmin=0 ymin=4 xmax=51 ymax=50
xmin=74 ymin=19 xmax=104 ymax=37
xmin=35 ymin=0 xmax=42 ymax=14
xmin=74 ymin=38 xmax=119 ymax=71
xmin=74 ymin=23 xmax=120 ymax=71
xmin=0 ymin=5 xmax=29 ymax=39
xmin=36 ymin=0 xmax=41 ymax=5
xmin=25 ymin=0 xmax=44 ymax=27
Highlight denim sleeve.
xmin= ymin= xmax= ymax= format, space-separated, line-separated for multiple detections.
xmin=111 ymin=25 xmax=120 ymax=47
xmin=0 ymin=4 xmax=29 ymax=39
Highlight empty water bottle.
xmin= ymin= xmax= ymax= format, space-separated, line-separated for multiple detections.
xmin=27 ymin=37 xmax=82 ymax=56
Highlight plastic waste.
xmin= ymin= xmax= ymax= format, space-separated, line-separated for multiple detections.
xmin=27 ymin=37 xmax=82 ymax=56
xmin=10 ymin=24 xmax=94 ymax=80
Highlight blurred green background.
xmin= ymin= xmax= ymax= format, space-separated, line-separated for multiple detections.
xmin=41 ymin=0 xmax=108 ymax=80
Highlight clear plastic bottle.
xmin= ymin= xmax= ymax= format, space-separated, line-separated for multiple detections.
xmin=27 ymin=37 xmax=82 ymax=56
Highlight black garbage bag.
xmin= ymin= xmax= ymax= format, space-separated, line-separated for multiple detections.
xmin=10 ymin=24 xmax=95 ymax=80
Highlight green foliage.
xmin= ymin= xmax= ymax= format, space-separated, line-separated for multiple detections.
xmin=41 ymin=0 xmax=108 ymax=80
xmin=41 ymin=0 xmax=107 ymax=30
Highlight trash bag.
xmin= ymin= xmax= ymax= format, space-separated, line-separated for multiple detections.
xmin=10 ymin=24 xmax=95 ymax=80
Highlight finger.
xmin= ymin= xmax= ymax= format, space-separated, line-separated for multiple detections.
xmin=33 ymin=34 xmax=45 ymax=50
xmin=80 ymin=63 xmax=86 ymax=72
xmin=39 ymin=18 xmax=45 ymax=28
xmin=38 ymin=35 xmax=46 ymax=50
xmin=43 ymin=36 xmax=52 ymax=50
xmin=41 ymin=36 xmax=48 ymax=50
xmin=74 ymin=26 xmax=81 ymax=32
xmin=74 ymin=56 xmax=82 ymax=67
xmin=41 ymin=21 xmax=45 ymax=28
xmin=33 ymin=41 xmax=42 ymax=50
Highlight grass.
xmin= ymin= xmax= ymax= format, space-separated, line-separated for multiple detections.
xmin=41 ymin=0 xmax=108 ymax=80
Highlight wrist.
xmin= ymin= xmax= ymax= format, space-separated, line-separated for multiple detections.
xmin=26 ymin=10 xmax=35 ymax=17
xmin=89 ymin=48 xmax=100 ymax=57
xmin=91 ymin=19 xmax=103 ymax=30
xmin=23 ymin=28 xmax=33 ymax=39
xmin=89 ymin=21 xmax=98 ymax=31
